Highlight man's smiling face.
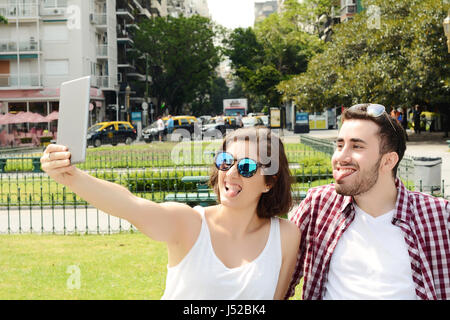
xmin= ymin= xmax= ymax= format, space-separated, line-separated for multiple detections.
xmin=332 ymin=119 xmax=384 ymax=196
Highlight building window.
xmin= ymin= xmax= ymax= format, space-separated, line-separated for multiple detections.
xmin=43 ymin=0 xmax=68 ymax=8
xmin=43 ymin=24 xmax=68 ymax=41
xmin=45 ymin=60 xmax=69 ymax=75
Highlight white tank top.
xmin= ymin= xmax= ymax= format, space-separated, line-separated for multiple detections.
xmin=161 ymin=206 xmax=282 ymax=300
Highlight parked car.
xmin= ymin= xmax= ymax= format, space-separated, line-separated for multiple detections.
xmin=202 ymin=116 xmax=239 ymax=138
xmin=258 ymin=115 xmax=269 ymax=127
xmin=242 ymin=116 xmax=265 ymax=128
xmin=142 ymin=115 xmax=197 ymax=142
xmin=199 ymin=115 xmax=211 ymax=125
xmin=87 ymin=121 xmax=136 ymax=147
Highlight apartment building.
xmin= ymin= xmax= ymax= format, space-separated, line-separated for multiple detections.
xmin=254 ymin=1 xmax=278 ymax=24
xmin=340 ymin=0 xmax=364 ymax=22
xmin=0 ymin=0 xmax=118 ymax=129
xmin=0 ymin=0 xmax=171 ymax=132
xmin=166 ymin=0 xmax=209 ymax=18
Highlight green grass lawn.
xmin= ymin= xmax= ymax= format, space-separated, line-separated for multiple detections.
xmin=0 ymin=233 xmax=167 ymax=299
xmin=0 ymin=233 xmax=303 ymax=300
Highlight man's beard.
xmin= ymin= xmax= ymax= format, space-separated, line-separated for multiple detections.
xmin=335 ymin=156 xmax=382 ymax=196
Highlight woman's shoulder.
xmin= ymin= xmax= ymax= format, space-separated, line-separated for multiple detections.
xmin=160 ymin=202 xmax=203 ymax=228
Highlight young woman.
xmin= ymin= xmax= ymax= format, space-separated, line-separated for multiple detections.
xmin=40 ymin=127 xmax=300 ymax=299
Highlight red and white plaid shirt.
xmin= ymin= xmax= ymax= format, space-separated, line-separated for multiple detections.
xmin=285 ymin=179 xmax=450 ymax=300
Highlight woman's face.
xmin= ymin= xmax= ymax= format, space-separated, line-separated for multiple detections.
xmin=217 ymin=141 xmax=271 ymax=210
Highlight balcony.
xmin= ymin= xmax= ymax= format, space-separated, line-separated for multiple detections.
xmin=0 ymin=73 xmax=41 ymax=88
xmin=90 ymin=13 xmax=107 ymax=29
xmin=117 ymin=35 xmax=134 ymax=45
xmin=116 ymin=8 xmax=135 ymax=21
xmin=340 ymin=4 xmax=357 ymax=22
xmin=96 ymin=45 xmax=108 ymax=59
xmin=0 ymin=3 xmax=39 ymax=20
xmin=91 ymin=75 xmax=117 ymax=90
xmin=0 ymin=40 xmax=40 ymax=53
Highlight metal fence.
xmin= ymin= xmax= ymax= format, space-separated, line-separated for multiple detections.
xmin=0 ymin=138 xmax=445 ymax=234
xmin=0 ymin=166 xmax=335 ymax=235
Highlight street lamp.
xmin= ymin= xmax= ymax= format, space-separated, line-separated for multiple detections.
xmin=125 ymin=85 xmax=131 ymax=122
xmin=114 ymin=84 xmax=120 ymax=122
xmin=444 ymin=12 xmax=450 ymax=53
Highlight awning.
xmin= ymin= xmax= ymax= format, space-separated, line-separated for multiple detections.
xmin=0 ymin=87 xmax=105 ymax=102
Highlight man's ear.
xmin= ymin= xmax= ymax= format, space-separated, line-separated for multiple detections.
xmin=382 ymin=152 xmax=399 ymax=171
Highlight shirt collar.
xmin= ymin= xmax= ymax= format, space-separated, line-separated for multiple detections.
xmin=337 ymin=179 xmax=411 ymax=221
xmin=393 ymin=178 xmax=413 ymax=222
xmin=338 ymin=187 xmax=354 ymax=214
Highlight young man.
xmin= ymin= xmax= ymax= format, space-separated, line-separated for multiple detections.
xmin=167 ymin=115 xmax=174 ymax=135
xmin=157 ymin=116 xmax=165 ymax=142
xmin=285 ymin=104 xmax=449 ymax=300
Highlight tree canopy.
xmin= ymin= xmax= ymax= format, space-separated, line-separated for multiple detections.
xmin=133 ymin=15 xmax=221 ymax=115
xmin=223 ymin=0 xmax=324 ymax=110
xmin=278 ymin=0 xmax=450 ymax=112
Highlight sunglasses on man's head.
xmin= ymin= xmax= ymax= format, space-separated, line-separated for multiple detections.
xmin=349 ymin=103 xmax=398 ymax=133
xmin=214 ymin=151 xmax=264 ymax=178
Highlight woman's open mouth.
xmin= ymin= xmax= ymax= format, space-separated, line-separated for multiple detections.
xmin=224 ymin=181 xmax=242 ymax=198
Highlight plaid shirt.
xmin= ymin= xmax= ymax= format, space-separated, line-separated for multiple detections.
xmin=285 ymin=179 xmax=450 ymax=300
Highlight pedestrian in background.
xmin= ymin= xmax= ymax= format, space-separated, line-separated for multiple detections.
xmin=157 ymin=116 xmax=165 ymax=142
xmin=413 ymin=104 xmax=421 ymax=134
xmin=167 ymin=115 xmax=174 ymax=135
xmin=236 ymin=112 xmax=243 ymax=128
xmin=400 ymin=107 xmax=409 ymax=141
xmin=285 ymin=103 xmax=449 ymax=300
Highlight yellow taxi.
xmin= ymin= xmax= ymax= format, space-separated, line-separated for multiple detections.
xmin=87 ymin=121 xmax=136 ymax=147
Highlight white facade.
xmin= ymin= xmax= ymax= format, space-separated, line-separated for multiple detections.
xmin=0 ymin=0 xmax=118 ymax=124
xmin=254 ymin=0 xmax=278 ymax=24
xmin=166 ymin=0 xmax=209 ymax=18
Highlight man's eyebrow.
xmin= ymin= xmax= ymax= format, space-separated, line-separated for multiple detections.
xmin=335 ymin=138 xmax=368 ymax=144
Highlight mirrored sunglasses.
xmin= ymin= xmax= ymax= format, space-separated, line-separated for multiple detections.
xmin=349 ymin=103 xmax=398 ymax=133
xmin=214 ymin=151 xmax=262 ymax=178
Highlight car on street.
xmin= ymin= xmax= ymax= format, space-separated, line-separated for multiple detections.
xmin=242 ymin=116 xmax=265 ymax=128
xmin=258 ymin=115 xmax=269 ymax=127
xmin=142 ymin=115 xmax=197 ymax=142
xmin=202 ymin=116 xmax=239 ymax=138
xmin=87 ymin=121 xmax=137 ymax=147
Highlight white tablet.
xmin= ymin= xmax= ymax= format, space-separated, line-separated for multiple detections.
xmin=57 ymin=76 xmax=91 ymax=164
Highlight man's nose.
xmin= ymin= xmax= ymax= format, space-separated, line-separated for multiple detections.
xmin=333 ymin=146 xmax=352 ymax=164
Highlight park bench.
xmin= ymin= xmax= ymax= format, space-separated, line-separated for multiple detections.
xmin=0 ymin=156 xmax=42 ymax=173
xmin=164 ymin=175 xmax=308 ymax=207
xmin=164 ymin=175 xmax=215 ymax=206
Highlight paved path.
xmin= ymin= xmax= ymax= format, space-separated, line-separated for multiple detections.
xmin=0 ymin=207 xmax=133 ymax=234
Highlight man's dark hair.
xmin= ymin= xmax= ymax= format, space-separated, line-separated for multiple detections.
xmin=342 ymin=104 xmax=407 ymax=177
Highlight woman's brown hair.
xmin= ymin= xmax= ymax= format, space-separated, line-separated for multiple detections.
xmin=209 ymin=127 xmax=293 ymax=218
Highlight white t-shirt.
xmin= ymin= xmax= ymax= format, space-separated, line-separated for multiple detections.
xmin=157 ymin=119 xmax=165 ymax=131
xmin=323 ymin=204 xmax=417 ymax=300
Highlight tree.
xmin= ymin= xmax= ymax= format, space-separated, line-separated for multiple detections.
xmin=223 ymin=0 xmax=323 ymax=109
xmin=278 ymin=0 xmax=450 ymax=113
xmin=190 ymin=76 xmax=230 ymax=116
xmin=133 ymin=15 xmax=221 ymax=115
